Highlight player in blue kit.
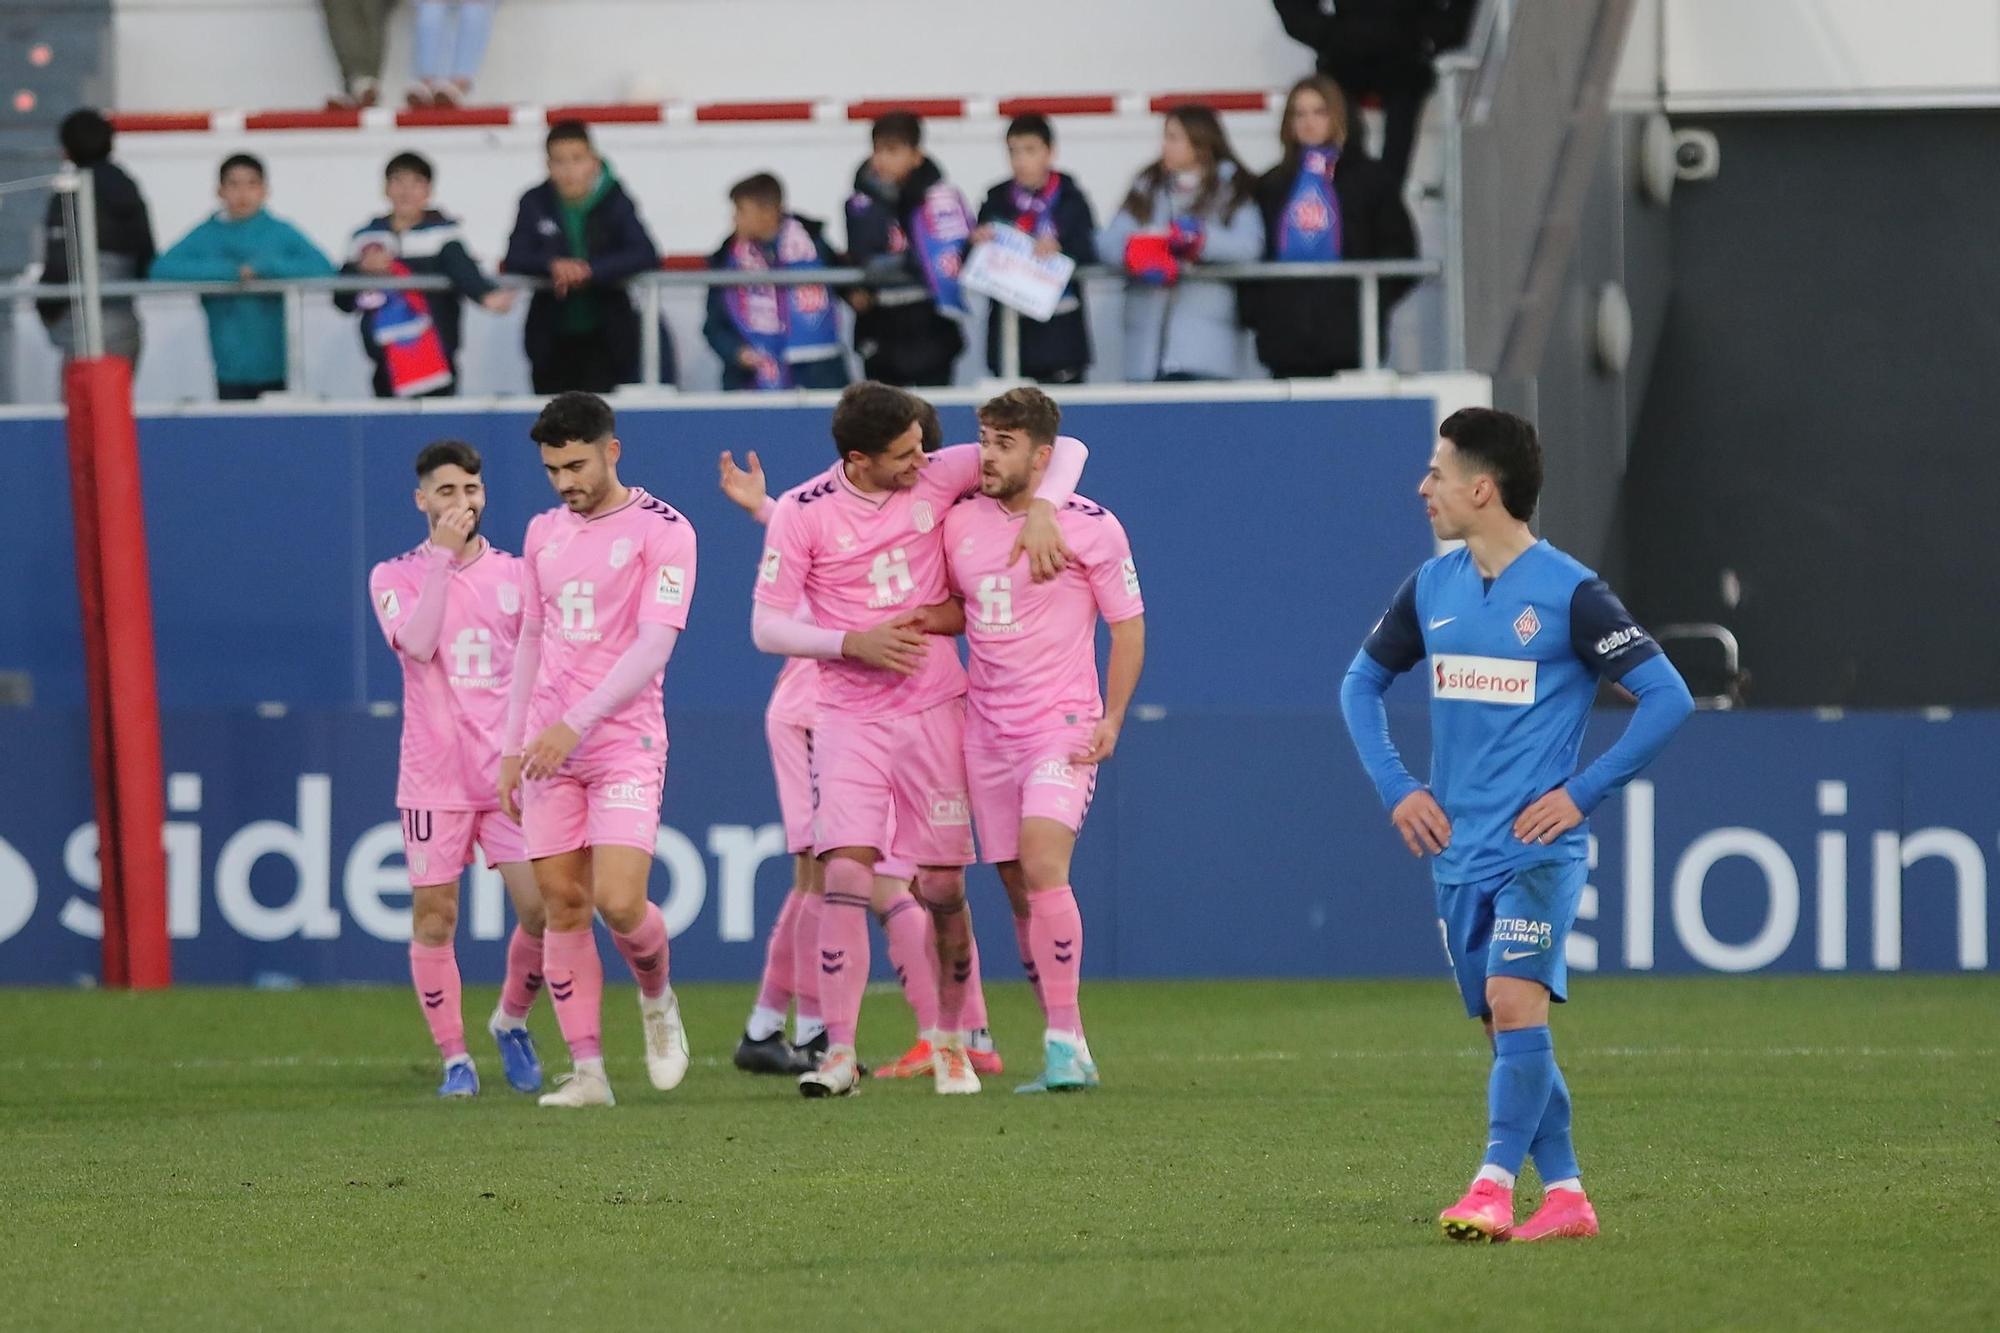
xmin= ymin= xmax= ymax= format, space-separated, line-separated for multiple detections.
xmin=1340 ymin=407 xmax=1694 ymax=1244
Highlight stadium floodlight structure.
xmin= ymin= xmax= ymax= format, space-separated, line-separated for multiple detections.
xmin=35 ymin=166 xmax=171 ymax=988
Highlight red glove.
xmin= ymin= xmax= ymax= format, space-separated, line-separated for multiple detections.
xmin=1124 ymin=234 xmax=1179 ymax=286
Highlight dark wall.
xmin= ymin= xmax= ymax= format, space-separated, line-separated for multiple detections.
xmin=1624 ymin=111 xmax=2000 ymax=707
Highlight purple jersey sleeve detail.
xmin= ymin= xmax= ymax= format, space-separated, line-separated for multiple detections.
xmin=1567 ymin=578 xmax=1664 ymax=683
xmin=1361 ymin=571 xmax=1424 ymax=674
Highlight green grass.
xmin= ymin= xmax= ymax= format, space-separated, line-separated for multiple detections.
xmin=3 ymin=976 xmax=1996 ymax=1330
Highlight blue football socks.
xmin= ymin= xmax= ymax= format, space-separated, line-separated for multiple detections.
xmin=1484 ymin=1025 xmax=1557 ymax=1175
xmin=1529 ymin=1060 xmax=1580 ymax=1184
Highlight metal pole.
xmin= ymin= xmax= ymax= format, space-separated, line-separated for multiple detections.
xmin=999 ymin=304 xmax=1022 ymax=381
xmin=1360 ymin=272 xmax=1381 ymax=372
xmin=283 ymin=284 xmax=308 ymax=396
xmin=71 ymin=168 xmax=106 ymax=361
xmin=1439 ymin=61 xmax=1470 ymax=372
xmin=639 ymin=277 xmax=663 ymax=387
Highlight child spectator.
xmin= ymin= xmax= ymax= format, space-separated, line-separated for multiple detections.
xmin=844 ymin=111 xmax=970 ymax=387
xmin=409 ymin=0 xmax=497 ymax=107
xmin=38 ymin=109 xmax=155 ymax=370
xmin=703 ymin=172 xmax=849 ymax=392
xmin=1100 ymin=105 xmax=1264 ymax=382
xmin=502 ymin=120 xmax=669 ymax=394
xmin=151 ymin=154 xmax=335 ymax=400
xmin=334 ymin=152 xmax=514 ymax=399
xmin=970 ymin=113 xmax=1098 ymax=384
xmin=1247 ymin=75 xmax=1418 ymax=378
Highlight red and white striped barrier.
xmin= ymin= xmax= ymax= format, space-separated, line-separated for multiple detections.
xmin=107 ymin=89 xmax=1292 ymax=136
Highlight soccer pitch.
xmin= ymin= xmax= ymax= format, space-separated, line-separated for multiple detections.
xmin=6 ymin=976 xmax=1995 ymax=1330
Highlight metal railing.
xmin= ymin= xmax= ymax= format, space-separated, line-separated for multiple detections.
xmin=4 ymin=255 xmax=1444 ymax=398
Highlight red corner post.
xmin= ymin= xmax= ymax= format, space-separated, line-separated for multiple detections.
xmin=63 ymin=357 xmax=171 ymax=988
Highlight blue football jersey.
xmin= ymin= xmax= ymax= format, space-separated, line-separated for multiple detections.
xmin=1360 ymin=540 xmax=1663 ymax=882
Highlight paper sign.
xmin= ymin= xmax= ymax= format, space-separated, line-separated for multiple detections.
xmin=961 ymin=225 xmax=1076 ymax=322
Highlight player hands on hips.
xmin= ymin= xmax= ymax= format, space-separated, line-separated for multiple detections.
xmin=750 ymin=382 xmax=1086 ymax=1098
xmin=1339 ymin=408 xmax=1694 ymax=1241
xmin=369 ymin=440 xmax=552 ymax=1099
xmin=498 ymin=391 xmax=698 ymax=1108
xmin=944 ymin=388 xmax=1146 ymax=1092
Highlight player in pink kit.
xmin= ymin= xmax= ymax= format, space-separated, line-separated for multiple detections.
xmin=720 ymin=436 xmax=1002 ymax=1079
xmin=369 ymin=440 xmax=549 ymax=1098
xmin=945 ymin=388 xmax=1146 ymax=1092
xmin=753 ymin=381 xmax=1086 ymax=1098
xmin=498 ymin=392 xmax=697 ymax=1109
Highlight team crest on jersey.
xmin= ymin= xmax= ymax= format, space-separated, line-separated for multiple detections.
xmin=958 ymin=536 xmax=976 ymax=555
xmin=912 ymin=500 xmax=936 ymax=534
xmin=496 ymin=583 xmax=519 ymax=615
xmin=1514 ymin=606 xmax=1542 ymax=645
xmin=836 ymin=531 xmax=857 ymax=551
xmin=608 ymin=537 xmax=634 ymax=569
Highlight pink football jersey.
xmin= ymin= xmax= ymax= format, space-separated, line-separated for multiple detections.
xmin=943 ymin=494 xmax=1145 ymax=741
xmin=754 ymin=446 xmax=985 ymax=720
xmin=369 ymin=539 xmax=525 ymax=809
xmin=520 ymin=487 xmax=697 ymax=751
xmin=765 ymin=597 xmax=820 ymax=727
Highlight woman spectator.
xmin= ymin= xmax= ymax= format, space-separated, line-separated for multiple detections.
xmin=1247 ymin=75 xmax=1418 ymax=379
xmin=1100 ymin=106 xmax=1264 ymax=382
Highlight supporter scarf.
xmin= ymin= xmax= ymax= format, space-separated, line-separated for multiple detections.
xmin=723 ymin=217 xmax=839 ymax=390
xmin=368 ymin=258 xmax=454 ymax=397
xmin=1009 ymin=173 xmax=1063 ymax=240
xmin=909 ymin=182 xmax=973 ymax=318
xmin=1277 ymin=148 xmax=1343 ymax=262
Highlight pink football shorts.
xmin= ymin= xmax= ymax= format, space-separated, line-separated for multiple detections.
xmin=522 ymin=744 xmax=666 ymax=860
xmin=810 ymin=697 xmax=974 ymax=867
xmin=765 ymin=713 xmax=816 ymax=856
xmin=965 ymin=723 xmax=1099 ymax=864
xmin=400 ymin=807 xmax=528 ymax=888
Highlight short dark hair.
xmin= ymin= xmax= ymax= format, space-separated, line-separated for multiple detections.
xmin=58 ymin=110 xmax=114 ymax=166
xmin=415 ymin=438 xmax=482 ymax=480
xmin=913 ymin=396 xmax=943 ymax=453
xmin=977 ymin=386 xmax=1061 ymax=445
xmin=385 ymin=151 xmax=433 ymax=182
xmin=530 ymin=391 xmax=616 ymax=447
xmin=1005 ymin=113 xmax=1053 ymax=147
xmin=1439 ymin=407 xmax=1542 ymax=521
xmin=831 ymin=381 xmax=923 ymax=459
xmin=728 ymin=172 xmax=784 ymax=211
xmin=870 ymin=111 xmax=922 ymax=150
xmin=546 ymin=120 xmax=592 ymax=152
xmin=219 ymin=153 xmax=265 ymax=183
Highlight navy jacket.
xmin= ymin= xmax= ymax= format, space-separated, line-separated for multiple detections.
xmin=973 ymin=174 xmax=1098 ymax=380
xmin=844 ymin=157 xmax=964 ymax=382
xmin=503 ymin=176 xmax=671 ymax=386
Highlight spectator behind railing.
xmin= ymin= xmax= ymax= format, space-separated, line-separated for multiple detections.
xmin=1100 ymin=105 xmax=1265 ymax=383
xmin=1272 ymin=0 xmax=1475 ymax=192
xmin=410 ymin=0 xmax=497 ymax=108
xmin=334 ymin=151 xmax=515 ymax=399
xmin=1245 ymin=75 xmax=1417 ymax=379
xmin=702 ymin=172 xmax=850 ymax=393
xmin=321 ymin=0 xmax=390 ymax=109
xmin=38 ymin=109 xmax=156 ymax=373
xmin=844 ymin=111 xmax=971 ymax=388
xmin=151 ymin=154 xmax=334 ymax=400
xmin=502 ymin=120 xmax=671 ymax=395
xmin=970 ymin=113 xmax=1099 ymax=385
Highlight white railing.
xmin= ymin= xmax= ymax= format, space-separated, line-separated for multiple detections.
xmin=3 ymin=256 xmax=1444 ymax=399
